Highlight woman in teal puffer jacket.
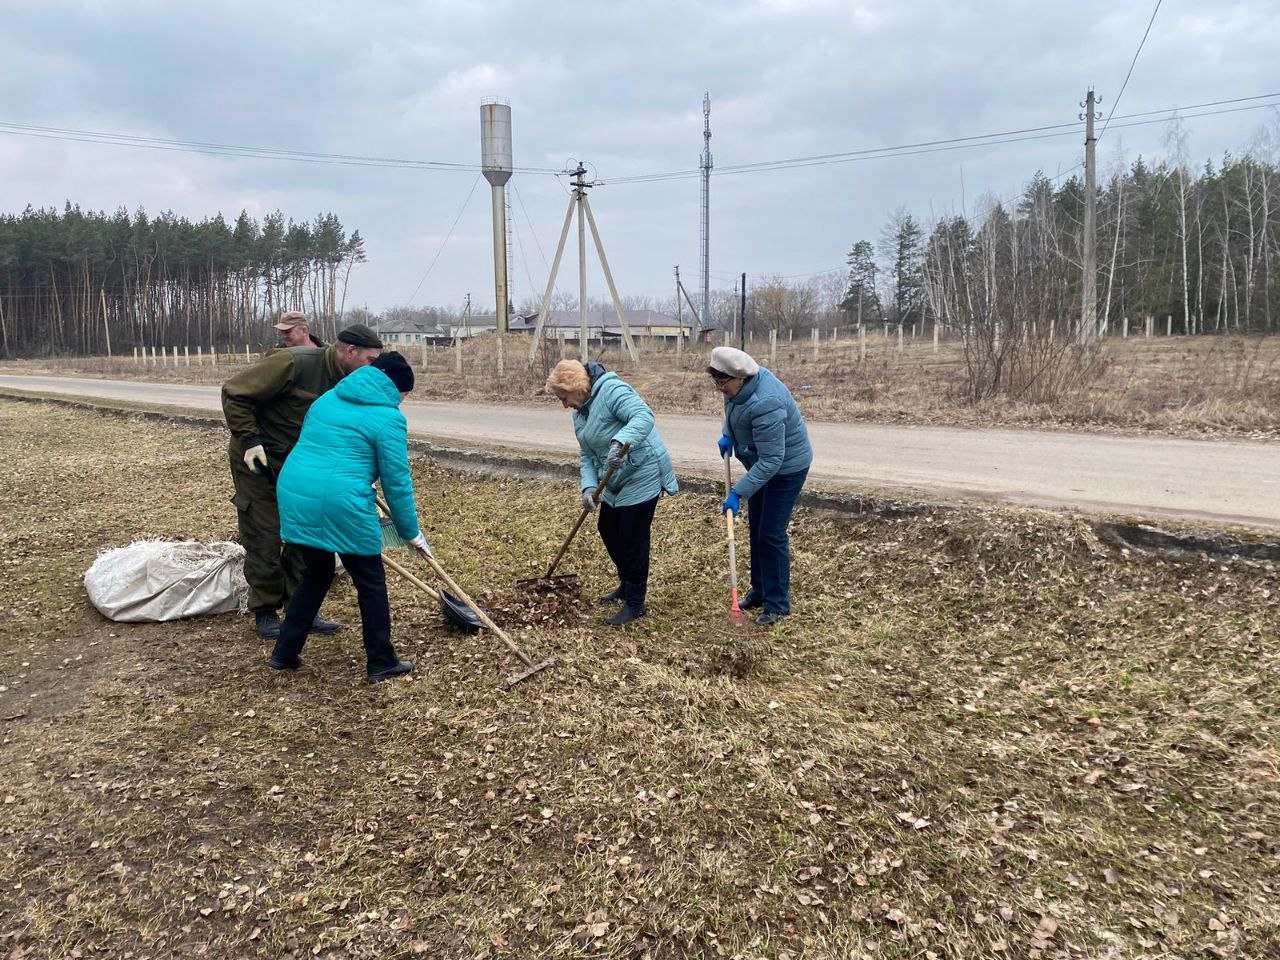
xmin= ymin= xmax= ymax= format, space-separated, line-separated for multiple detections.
xmin=545 ymin=359 xmax=678 ymax=625
xmin=269 ymin=352 xmax=426 ymax=683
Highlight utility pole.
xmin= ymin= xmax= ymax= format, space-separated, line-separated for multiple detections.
xmin=1080 ymin=88 xmax=1100 ymax=346
xmin=675 ymin=267 xmax=701 ymax=330
xmin=739 ymin=272 xmax=746 ymax=351
xmin=699 ymin=92 xmax=712 ymax=336
xmin=526 ymin=163 xmax=638 ymax=366
xmin=674 ymin=266 xmax=683 ymax=357
xmin=577 ymin=166 xmax=589 ymax=359
xmin=674 ymin=265 xmax=681 ymax=330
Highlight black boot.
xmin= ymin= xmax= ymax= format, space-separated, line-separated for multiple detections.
xmin=604 ymin=582 xmax=647 ymax=626
xmin=596 ymin=582 xmax=625 ymax=605
xmin=255 ymin=610 xmax=282 ymax=639
xmin=309 ymin=615 xmax=343 ymax=635
xmin=367 ymin=659 xmax=414 ymax=684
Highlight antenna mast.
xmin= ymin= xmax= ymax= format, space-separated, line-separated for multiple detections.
xmin=699 ymin=92 xmax=712 ymax=336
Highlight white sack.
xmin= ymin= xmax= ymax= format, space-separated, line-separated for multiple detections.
xmin=84 ymin=540 xmax=248 ymax=623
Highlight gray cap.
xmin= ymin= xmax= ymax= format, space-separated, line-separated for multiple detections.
xmin=709 ymin=346 xmax=759 ymax=378
xmin=274 ymin=310 xmax=309 ymax=331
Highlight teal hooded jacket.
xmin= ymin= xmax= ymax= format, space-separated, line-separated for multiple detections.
xmin=574 ymin=363 xmax=678 ymax=507
xmin=277 ymin=365 xmax=421 ymax=555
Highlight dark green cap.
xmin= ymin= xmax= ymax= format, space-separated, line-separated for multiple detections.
xmin=337 ymin=323 xmax=383 ymax=349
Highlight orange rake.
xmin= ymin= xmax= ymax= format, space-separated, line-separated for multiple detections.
xmin=723 ymin=452 xmax=751 ymax=628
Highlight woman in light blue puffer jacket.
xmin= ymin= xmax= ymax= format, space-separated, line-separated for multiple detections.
xmin=545 ymin=359 xmax=678 ymax=625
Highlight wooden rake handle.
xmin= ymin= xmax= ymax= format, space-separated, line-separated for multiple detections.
xmin=415 ymin=547 xmax=535 ymax=669
xmin=544 ymin=441 xmax=632 ymax=578
xmin=377 ymin=492 xmax=548 ymax=679
xmin=723 ymin=452 xmax=740 ymax=600
xmin=721 ymin=455 xmax=742 ymax=611
xmin=381 ymin=552 xmax=442 ymax=603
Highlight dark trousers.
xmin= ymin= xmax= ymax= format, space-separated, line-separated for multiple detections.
xmin=746 ymin=468 xmax=809 ymax=615
xmin=271 ymin=546 xmax=400 ymax=675
xmin=229 ymin=447 xmax=303 ymax=613
xmin=597 ymin=495 xmax=659 ymax=603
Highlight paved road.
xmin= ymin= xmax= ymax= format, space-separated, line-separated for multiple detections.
xmin=3 ymin=373 xmax=1278 ymax=528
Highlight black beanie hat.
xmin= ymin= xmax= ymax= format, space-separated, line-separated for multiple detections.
xmin=371 ymin=351 xmax=415 ymax=393
xmin=337 ymin=322 xmax=384 ymax=349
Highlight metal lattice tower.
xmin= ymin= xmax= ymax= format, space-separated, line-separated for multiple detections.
xmin=699 ymin=92 xmax=712 ymax=335
xmin=505 ymin=188 xmax=514 ymax=310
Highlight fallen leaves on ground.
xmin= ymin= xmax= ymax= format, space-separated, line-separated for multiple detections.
xmin=0 ymin=398 xmax=1277 ymax=959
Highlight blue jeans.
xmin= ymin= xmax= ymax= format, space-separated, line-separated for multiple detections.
xmin=745 ymin=468 xmax=808 ymax=615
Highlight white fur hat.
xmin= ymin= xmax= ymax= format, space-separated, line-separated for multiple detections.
xmin=709 ymin=346 xmax=759 ymax=378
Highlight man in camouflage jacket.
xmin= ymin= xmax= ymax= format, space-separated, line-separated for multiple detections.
xmin=222 ymin=323 xmax=383 ymax=638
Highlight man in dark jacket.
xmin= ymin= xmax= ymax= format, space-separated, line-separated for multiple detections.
xmin=222 ymin=323 xmax=383 ymax=638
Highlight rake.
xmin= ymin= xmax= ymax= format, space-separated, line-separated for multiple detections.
xmin=515 ymin=441 xmax=631 ymax=594
xmin=722 ymin=452 xmax=751 ymax=628
xmin=376 ymin=495 xmax=556 ymax=686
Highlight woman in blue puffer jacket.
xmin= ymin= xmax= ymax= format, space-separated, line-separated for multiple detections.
xmin=709 ymin=346 xmax=812 ymax=626
xmin=269 ymin=351 xmax=426 ymax=683
xmin=545 ymin=359 xmax=678 ymax=625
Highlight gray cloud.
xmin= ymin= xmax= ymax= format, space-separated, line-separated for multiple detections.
xmin=2 ymin=0 xmax=1276 ymax=312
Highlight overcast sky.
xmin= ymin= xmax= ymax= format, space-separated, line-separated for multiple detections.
xmin=2 ymin=0 xmax=1276 ymax=315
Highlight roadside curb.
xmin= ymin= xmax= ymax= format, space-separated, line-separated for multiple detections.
xmin=1095 ymin=522 xmax=1280 ymax=565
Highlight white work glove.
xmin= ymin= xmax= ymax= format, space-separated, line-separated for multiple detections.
xmin=243 ymin=444 xmax=269 ymax=473
xmin=606 ymin=440 xmax=626 ymax=471
xmin=581 ymin=488 xmax=598 ymax=513
xmin=407 ymin=533 xmax=432 ymax=557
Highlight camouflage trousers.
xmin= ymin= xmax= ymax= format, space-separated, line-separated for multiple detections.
xmin=228 ymin=447 xmax=304 ymax=614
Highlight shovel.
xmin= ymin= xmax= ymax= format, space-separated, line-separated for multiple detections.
xmin=375 ymin=496 xmax=484 ymax=633
xmin=516 ymin=442 xmax=632 ymax=594
xmin=414 ymin=546 xmax=557 ymax=686
xmin=377 ymin=495 xmax=556 ymax=686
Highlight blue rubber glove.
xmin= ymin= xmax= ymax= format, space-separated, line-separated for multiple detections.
xmin=722 ymin=490 xmax=740 ymax=517
xmin=717 ymin=435 xmax=733 ymax=458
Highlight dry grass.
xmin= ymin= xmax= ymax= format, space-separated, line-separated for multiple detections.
xmin=6 ymin=333 xmax=1280 ymax=440
xmin=1 ymin=399 xmax=1279 ymax=959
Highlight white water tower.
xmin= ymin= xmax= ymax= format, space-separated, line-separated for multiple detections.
xmin=481 ymin=99 xmax=512 ymax=334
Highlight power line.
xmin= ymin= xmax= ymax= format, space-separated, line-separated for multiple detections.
xmin=1099 ymin=0 xmax=1164 ymax=141
xmin=511 ymin=182 xmax=550 ymax=271
xmin=405 ymin=174 xmax=482 ymax=305
xmin=0 ymin=119 xmax=562 ymax=174
xmin=508 ymin=194 xmax=539 ymax=308
xmin=747 ymin=266 xmax=845 ymax=284
xmin=595 ymin=92 xmax=1280 ymax=185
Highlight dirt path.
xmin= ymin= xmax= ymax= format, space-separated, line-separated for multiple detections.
xmin=3 ymin=372 xmax=1279 ymax=528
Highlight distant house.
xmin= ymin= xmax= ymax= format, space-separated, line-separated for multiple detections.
xmin=509 ymin=309 xmax=692 ymax=343
xmin=444 ymin=315 xmax=498 ymax=340
xmin=376 ymin=318 xmax=450 ymax=346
